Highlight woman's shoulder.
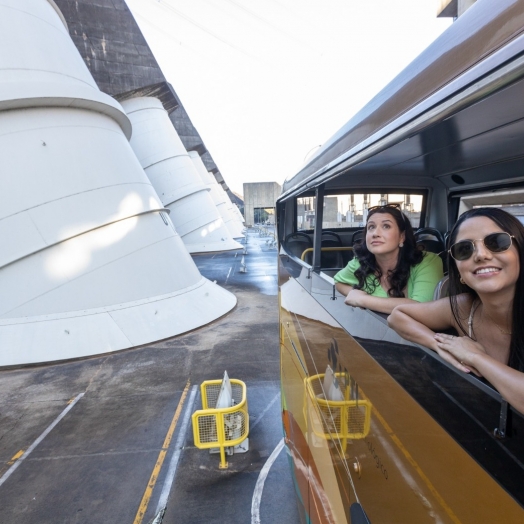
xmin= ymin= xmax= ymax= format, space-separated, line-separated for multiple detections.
xmin=411 ymin=251 xmax=444 ymax=273
xmin=420 ymin=251 xmax=441 ymax=264
xmin=333 ymin=256 xmax=361 ymax=283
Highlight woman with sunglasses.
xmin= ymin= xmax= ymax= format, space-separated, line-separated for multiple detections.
xmin=334 ymin=204 xmax=444 ymax=314
xmin=389 ymin=207 xmax=524 ymax=414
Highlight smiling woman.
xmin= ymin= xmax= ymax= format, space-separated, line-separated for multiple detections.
xmin=388 ymin=207 xmax=524 ymax=414
xmin=334 ymin=204 xmax=444 ymax=314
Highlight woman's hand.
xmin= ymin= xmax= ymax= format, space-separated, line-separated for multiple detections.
xmin=433 ymin=333 xmax=487 ymax=376
xmin=344 ymin=289 xmax=368 ymax=308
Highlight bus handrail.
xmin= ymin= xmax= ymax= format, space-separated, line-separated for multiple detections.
xmin=300 ymin=246 xmax=354 ymax=261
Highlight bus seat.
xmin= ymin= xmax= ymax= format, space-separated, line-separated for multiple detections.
xmin=415 ymin=227 xmax=447 ymax=272
xmin=283 ymin=232 xmax=313 ymax=262
xmin=433 ymin=275 xmax=449 ymax=300
xmin=415 ymin=227 xmax=445 ymax=254
xmin=352 ymin=229 xmax=364 ymax=246
xmin=321 ymin=231 xmax=344 ymax=268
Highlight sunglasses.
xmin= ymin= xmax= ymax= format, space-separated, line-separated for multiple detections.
xmin=367 ymin=203 xmax=406 ymax=222
xmin=449 ymin=232 xmax=515 ymax=261
xmin=367 ymin=203 xmax=402 ymax=213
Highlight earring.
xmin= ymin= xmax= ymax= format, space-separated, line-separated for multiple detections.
xmin=460 ymin=276 xmax=465 ymax=284
xmin=399 ymin=242 xmax=404 ymax=248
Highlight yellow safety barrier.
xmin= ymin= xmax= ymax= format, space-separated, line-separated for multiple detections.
xmin=192 ymin=379 xmax=249 ymax=469
xmin=304 ymin=373 xmax=371 ymax=452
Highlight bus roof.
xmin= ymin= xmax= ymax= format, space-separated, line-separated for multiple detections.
xmin=281 ymin=0 xmax=524 ymax=199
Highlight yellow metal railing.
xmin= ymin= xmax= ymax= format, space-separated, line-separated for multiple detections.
xmin=304 ymin=373 xmax=371 ymax=451
xmin=300 ymin=246 xmax=354 ymax=261
xmin=192 ymin=379 xmax=249 ymax=469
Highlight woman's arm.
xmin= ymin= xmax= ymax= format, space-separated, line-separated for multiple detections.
xmin=335 ymin=282 xmax=353 ymax=297
xmin=470 ymin=354 xmax=524 ymax=415
xmin=435 ymin=334 xmax=524 ymax=414
xmin=388 ymin=299 xmax=456 ymax=351
xmin=345 ymin=289 xmax=416 ymax=314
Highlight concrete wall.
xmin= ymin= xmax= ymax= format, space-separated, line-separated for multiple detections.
xmin=437 ymin=0 xmax=477 ymax=18
xmin=243 ymin=182 xmax=282 ymax=226
xmin=53 ymin=0 xmax=225 ymax=188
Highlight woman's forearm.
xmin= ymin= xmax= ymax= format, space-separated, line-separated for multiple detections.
xmin=388 ymin=308 xmax=439 ymax=351
xmin=356 ymin=295 xmax=416 ymax=315
xmin=335 ymin=282 xmax=353 ymax=296
xmin=469 ymin=353 xmax=524 ymax=415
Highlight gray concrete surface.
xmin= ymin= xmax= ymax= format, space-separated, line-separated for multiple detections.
xmin=0 ymin=228 xmax=300 ymax=524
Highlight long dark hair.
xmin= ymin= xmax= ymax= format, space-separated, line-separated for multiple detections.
xmin=447 ymin=207 xmax=524 ymax=371
xmin=354 ymin=206 xmax=423 ymax=297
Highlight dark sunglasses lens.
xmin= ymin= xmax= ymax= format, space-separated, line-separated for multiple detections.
xmin=484 ymin=232 xmax=512 ymax=252
xmin=451 ymin=241 xmax=474 ymax=260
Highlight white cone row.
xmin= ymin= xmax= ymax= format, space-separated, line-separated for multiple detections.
xmin=0 ymin=0 xmax=236 ymax=366
xmin=189 ymin=152 xmax=245 ymax=238
xmin=122 ymin=97 xmax=243 ymax=253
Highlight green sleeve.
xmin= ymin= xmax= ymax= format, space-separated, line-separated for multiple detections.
xmin=408 ymin=252 xmax=444 ymax=302
xmin=333 ymin=257 xmax=360 ymax=286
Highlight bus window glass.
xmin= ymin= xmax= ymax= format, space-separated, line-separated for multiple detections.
xmin=297 ymin=193 xmax=423 ymax=230
xmin=297 ymin=196 xmax=316 ymax=230
xmin=474 ymin=204 xmax=524 ymax=224
xmin=458 ymin=191 xmax=524 ymax=224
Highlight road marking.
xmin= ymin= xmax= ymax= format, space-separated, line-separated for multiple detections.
xmin=155 ymin=384 xmax=198 ymax=514
xmin=250 ymin=393 xmax=280 ymax=431
xmin=7 ymin=450 xmax=24 ymax=465
xmin=251 ymin=437 xmax=285 ymax=524
xmin=225 ymin=266 xmax=232 ymax=284
xmin=0 ymin=393 xmax=84 ymax=489
xmin=132 ymin=381 xmax=191 ymax=524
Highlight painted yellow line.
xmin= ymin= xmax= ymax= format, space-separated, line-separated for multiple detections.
xmin=132 ymin=381 xmax=191 ymax=524
xmin=7 ymin=450 xmax=24 ymax=465
xmin=372 ymin=407 xmax=462 ymax=524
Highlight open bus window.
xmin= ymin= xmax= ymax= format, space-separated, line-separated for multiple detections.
xmin=297 ymin=193 xmax=424 ymax=231
xmin=458 ymin=189 xmax=524 ymax=222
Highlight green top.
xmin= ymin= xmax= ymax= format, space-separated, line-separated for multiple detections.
xmin=334 ymin=252 xmax=444 ymax=303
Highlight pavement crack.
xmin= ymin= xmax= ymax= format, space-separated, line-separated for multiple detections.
xmin=85 ymin=355 xmax=111 ymax=393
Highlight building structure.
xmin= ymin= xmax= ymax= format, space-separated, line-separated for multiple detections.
xmin=437 ymin=0 xmax=477 ymax=18
xmin=243 ymin=182 xmax=282 ymax=226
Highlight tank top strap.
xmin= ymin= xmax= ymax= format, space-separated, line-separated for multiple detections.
xmin=468 ymin=299 xmax=481 ymax=338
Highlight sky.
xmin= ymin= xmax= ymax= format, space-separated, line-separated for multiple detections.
xmin=125 ymin=0 xmax=452 ymax=196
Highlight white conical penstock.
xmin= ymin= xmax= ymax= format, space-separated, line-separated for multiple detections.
xmin=233 ymin=204 xmax=245 ymax=224
xmin=122 ymin=97 xmax=243 ymax=253
xmin=0 ymin=0 xmax=236 ymax=366
xmin=218 ymin=185 xmax=245 ymax=235
xmin=189 ymin=151 xmax=245 ymax=239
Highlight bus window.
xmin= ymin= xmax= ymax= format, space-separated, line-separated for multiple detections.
xmin=297 ymin=193 xmax=424 ymax=231
xmin=457 ymin=189 xmax=524 ymax=224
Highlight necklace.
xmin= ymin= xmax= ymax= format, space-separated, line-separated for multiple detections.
xmin=483 ymin=306 xmax=512 ymax=335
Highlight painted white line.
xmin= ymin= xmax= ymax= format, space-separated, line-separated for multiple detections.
xmin=250 ymin=393 xmax=280 ymax=431
xmin=0 ymin=393 xmax=84 ymax=488
xmin=251 ymin=437 xmax=285 ymax=524
xmin=225 ymin=266 xmax=232 ymax=284
xmin=155 ymin=385 xmax=198 ymax=513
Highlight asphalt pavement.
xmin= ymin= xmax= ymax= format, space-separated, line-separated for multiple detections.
xmin=0 ymin=227 xmax=300 ymax=524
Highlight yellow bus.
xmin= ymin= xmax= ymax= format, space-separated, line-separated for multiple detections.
xmin=277 ymin=1 xmax=524 ymax=522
